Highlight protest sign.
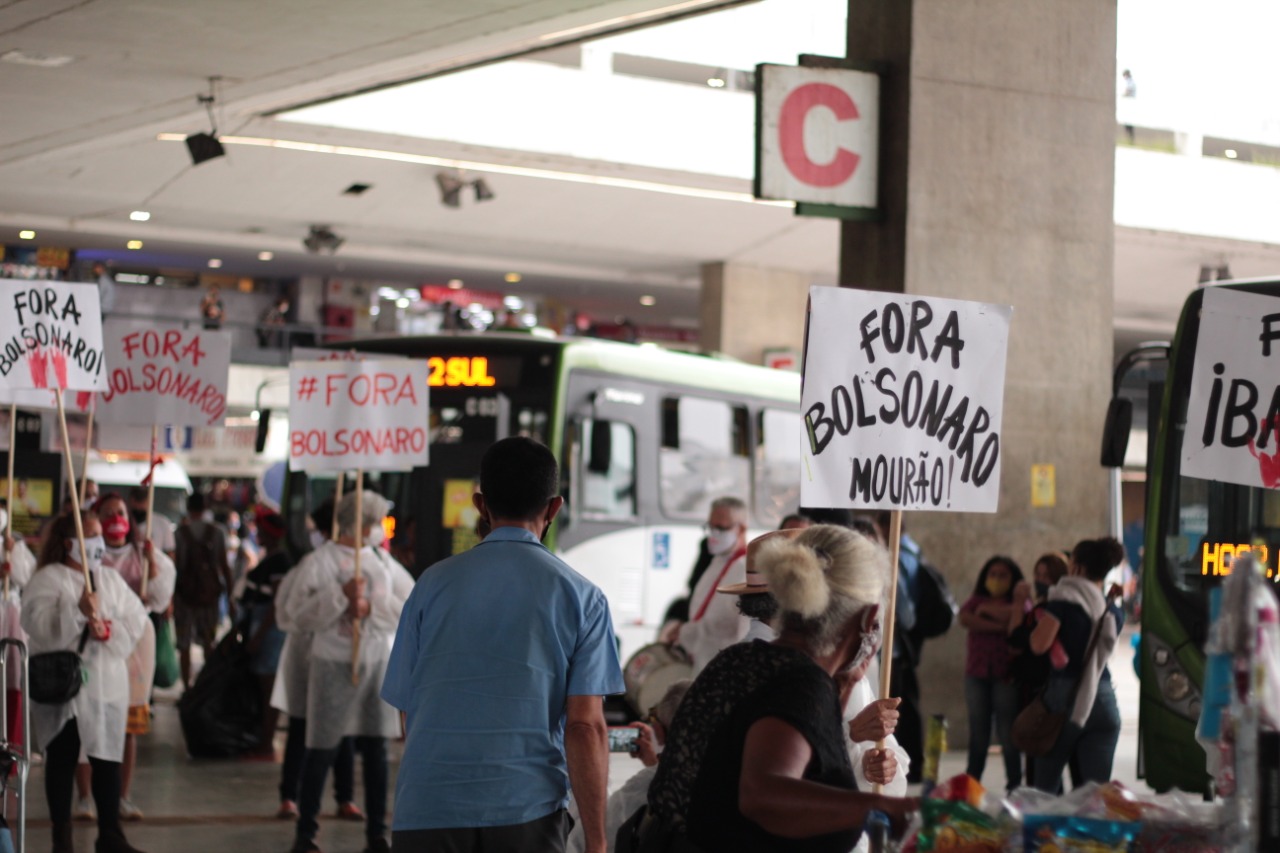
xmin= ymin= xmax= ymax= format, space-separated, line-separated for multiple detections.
xmin=800 ymin=287 xmax=1012 ymax=512
xmin=96 ymin=321 xmax=231 ymax=427
xmin=0 ymin=280 xmax=105 ymax=391
xmin=1182 ymin=286 xmax=1280 ymax=490
xmin=289 ymin=359 xmax=429 ymax=473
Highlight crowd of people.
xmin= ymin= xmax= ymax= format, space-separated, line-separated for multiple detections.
xmin=0 ymin=436 xmax=1132 ymax=853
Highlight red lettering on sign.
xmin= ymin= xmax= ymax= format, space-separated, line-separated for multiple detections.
xmin=778 ymin=82 xmax=860 ymax=187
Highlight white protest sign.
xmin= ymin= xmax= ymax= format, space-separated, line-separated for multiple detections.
xmin=289 ymin=359 xmax=429 ymax=472
xmin=96 ymin=321 xmax=231 ymax=427
xmin=290 ymin=347 xmax=401 ymax=362
xmin=801 ymin=287 xmax=1013 ymax=512
xmin=0 ymin=280 xmax=105 ymax=391
xmin=0 ymin=387 xmax=92 ymax=412
xmin=1182 ymin=287 xmax=1280 ymax=490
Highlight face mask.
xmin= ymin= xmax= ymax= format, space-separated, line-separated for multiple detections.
xmin=102 ymin=515 xmax=130 ymax=541
xmin=366 ymin=525 xmax=385 ymax=547
xmin=0 ymin=508 xmax=7 ymax=533
xmin=985 ymin=576 xmax=1012 ymax=598
xmin=309 ymin=530 xmax=326 ymax=550
xmin=706 ymin=527 xmax=739 ymax=556
xmin=841 ymin=610 xmax=881 ymax=675
xmin=69 ymin=536 xmax=106 ymax=569
xmin=1034 ymin=581 xmax=1051 ymax=599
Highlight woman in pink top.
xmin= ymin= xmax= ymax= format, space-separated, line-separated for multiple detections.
xmin=959 ymin=555 xmax=1024 ymax=791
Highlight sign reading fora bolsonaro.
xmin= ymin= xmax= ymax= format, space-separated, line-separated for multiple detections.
xmin=1182 ymin=286 xmax=1280 ymax=490
xmin=800 ymin=287 xmax=1013 ymax=512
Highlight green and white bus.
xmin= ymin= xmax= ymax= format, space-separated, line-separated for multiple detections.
xmin=282 ymin=333 xmax=802 ymax=659
xmin=1104 ymin=279 xmax=1280 ymax=795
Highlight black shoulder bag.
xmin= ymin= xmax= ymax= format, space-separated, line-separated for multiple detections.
xmin=1011 ymin=610 xmax=1108 ymax=758
xmin=29 ymin=624 xmax=91 ymax=705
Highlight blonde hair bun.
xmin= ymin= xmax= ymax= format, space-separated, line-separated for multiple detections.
xmin=759 ymin=535 xmax=831 ymax=619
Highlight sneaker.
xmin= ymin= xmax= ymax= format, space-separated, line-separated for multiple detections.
xmin=363 ymin=839 xmax=390 ymax=853
xmin=119 ymin=798 xmax=144 ymax=821
xmin=336 ymin=801 xmax=365 ymax=821
xmin=276 ymin=800 xmax=300 ymax=820
xmin=74 ymin=797 xmax=96 ymax=821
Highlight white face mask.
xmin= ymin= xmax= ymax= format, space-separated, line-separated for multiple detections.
xmin=366 ymin=525 xmax=386 ymax=547
xmin=309 ymin=530 xmax=326 ymax=550
xmin=68 ymin=536 xmax=106 ymax=570
xmin=0 ymin=508 xmax=8 ymax=534
xmin=706 ymin=527 xmax=739 ymax=556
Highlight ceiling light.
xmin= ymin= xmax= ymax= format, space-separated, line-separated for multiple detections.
xmin=130 ymin=210 xmax=151 ymax=222
xmin=504 ymin=296 xmax=524 ymax=310
xmin=396 ymin=298 xmax=410 ymax=308
xmin=447 ymin=279 xmax=464 ymax=290
xmin=155 ymin=133 xmax=794 ymax=207
xmin=18 ymin=230 xmax=35 ymax=240
xmin=303 ymin=225 xmax=344 ymax=254
xmin=208 ymin=258 xmax=222 ymax=269
xmin=505 ymin=272 xmax=522 ymax=284
xmin=436 ymin=172 xmax=464 ymax=208
xmin=1 ymin=49 xmax=76 ymax=68
xmin=1224 ymin=149 xmax=1238 ymax=159
xmin=258 ymin=251 xmax=273 ymax=261
xmin=706 ymin=77 xmax=726 ymax=88
xmin=402 ymin=289 xmax=420 ymax=301
xmin=126 ymin=240 xmax=143 ymax=250
xmin=639 ymin=295 xmax=657 ymax=306
xmin=186 ymin=77 xmax=225 ymax=166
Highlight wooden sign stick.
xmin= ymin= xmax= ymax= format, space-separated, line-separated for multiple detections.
xmin=141 ymin=424 xmax=157 ymax=600
xmin=351 ymin=469 xmax=363 ymax=685
xmin=332 ymin=475 xmax=344 ymax=541
xmin=4 ymin=403 xmax=13 ymax=600
xmin=55 ymin=389 xmax=92 ymax=589
xmin=871 ymin=509 xmax=903 ymax=795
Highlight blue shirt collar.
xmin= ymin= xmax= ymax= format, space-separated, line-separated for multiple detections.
xmin=483 ymin=526 xmax=542 ymax=544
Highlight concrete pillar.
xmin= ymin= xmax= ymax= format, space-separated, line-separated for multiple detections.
xmin=843 ymin=1 xmax=1117 ymax=747
xmin=698 ymin=261 xmax=812 ymax=363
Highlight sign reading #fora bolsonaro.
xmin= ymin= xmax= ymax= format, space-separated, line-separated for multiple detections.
xmin=800 ymin=287 xmax=1013 ymax=513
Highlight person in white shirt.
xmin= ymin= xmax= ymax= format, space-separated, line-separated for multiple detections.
xmin=0 ymin=505 xmax=37 ymax=755
xmin=277 ymin=491 xmax=414 ymax=853
xmin=676 ymin=497 xmax=749 ymax=676
xmin=23 ymin=511 xmax=148 ymax=853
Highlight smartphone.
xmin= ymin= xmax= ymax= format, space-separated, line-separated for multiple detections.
xmin=607 ymin=726 xmax=640 ymax=754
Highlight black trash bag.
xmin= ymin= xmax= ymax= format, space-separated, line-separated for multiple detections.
xmin=178 ymin=629 xmax=261 ymax=758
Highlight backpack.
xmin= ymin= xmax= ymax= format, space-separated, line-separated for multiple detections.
xmin=176 ymin=524 xmax=225 ymax=607
xmin=910 ymin=560 xmax=958 ymax=641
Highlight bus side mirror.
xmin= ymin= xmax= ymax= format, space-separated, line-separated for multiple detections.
xmin=588 ymin=420 xmax=612 ymax=474
xmin=254 ymin=409 xmax=271 ymax=454
xmin=1100 ymin=398 xmax=1132 ymax=467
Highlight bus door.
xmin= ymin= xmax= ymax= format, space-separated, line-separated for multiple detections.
xmin=557 ymin=375 xmax=653 ymax=657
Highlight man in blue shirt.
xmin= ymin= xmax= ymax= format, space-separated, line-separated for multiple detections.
xmin=382 ymin=437 xmax=625 ymax=853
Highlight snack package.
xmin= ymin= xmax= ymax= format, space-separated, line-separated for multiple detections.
xmin=1022 ymin=816 xmax=1138 ymax=852
xmin=932 ymin=774 xmax=988 ymax=809
xmin=915 ymin=799 xmax=1003 ymax=853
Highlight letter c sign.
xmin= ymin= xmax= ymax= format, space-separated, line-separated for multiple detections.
xmin=756 ymin=64 xmax=880 ymax=210
xmin=778 ymin=83 xmax=860 ymax=187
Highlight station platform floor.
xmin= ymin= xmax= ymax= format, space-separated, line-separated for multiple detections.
xmin=13 ymin=629 xmax=1148 ymax=853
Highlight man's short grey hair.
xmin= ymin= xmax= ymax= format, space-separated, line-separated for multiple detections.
xmin=335 ymin=490 xmax=391 ymax=537
xmin=654 ymin=679 xmax=692 ymax=729
xmin=709 ymin=496 xmax=747 ymax=524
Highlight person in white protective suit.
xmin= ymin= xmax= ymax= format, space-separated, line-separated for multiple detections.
xmin=0 ymin=504 xmax=38 ymax=747
xmin=280 ymin=491 xmax=414 ymax=853
xmin=94 ymin=492 xmax=175 ymax=822
xmin=23 ymin=511 xmax=148 ymax=853
xmin=675 ymin=496 xmax=750 ymax=676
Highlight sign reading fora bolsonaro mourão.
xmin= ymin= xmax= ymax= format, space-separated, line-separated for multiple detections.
xmin=1183 ymin=286 xmax=1280 ymax=490
xmin=96 ymin=321 xmax=231 ymax=427
xmin=289 ymin=359 xmax=430 ymax=473
xmin=800 ymin=287 xmax=1013 ymax=512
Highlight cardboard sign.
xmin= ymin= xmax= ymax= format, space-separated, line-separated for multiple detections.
xmin=96 ymin=322 xmax=231 ymax=427
xmin=1183 ymin=287 xmax=1280 ymax=490
xmin=288 ymin=359 xmax=429 ymax=472
xmin=800 ymin=287 xmax=1012 ymax=512
xmin=0 ymin=279 xmax=105 ymax=391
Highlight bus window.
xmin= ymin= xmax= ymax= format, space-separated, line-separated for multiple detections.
xmin=660 ymin=396 xmax=750 ymax=518
xmin=756 ymin=408 xmax=801 ymax=527
xmin=579 ymin=419 xmax=637 ymax=520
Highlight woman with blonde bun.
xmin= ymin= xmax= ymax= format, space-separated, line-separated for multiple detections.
xmin=644 ymin=525 xmax=919 ymax=853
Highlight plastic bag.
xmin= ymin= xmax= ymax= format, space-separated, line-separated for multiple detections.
xmin=153 ymin=615 xmax=179 ymax=689
xmin=177 ymin=629 xmax=260 ymax=757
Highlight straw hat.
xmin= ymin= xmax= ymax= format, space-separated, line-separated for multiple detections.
xmin=717 ymin=567 xmax=770 ymax=596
